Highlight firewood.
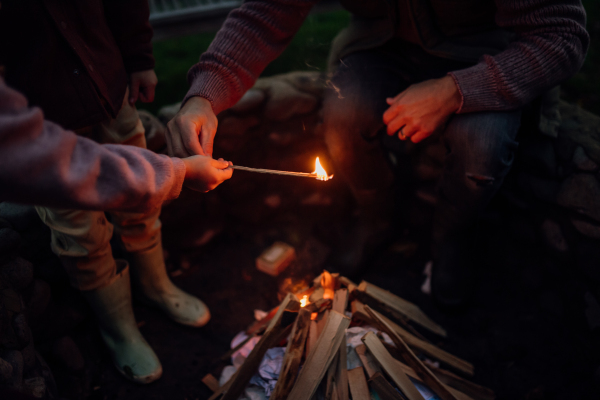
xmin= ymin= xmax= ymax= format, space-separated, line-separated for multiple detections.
xmin=427 ymin=364 xmax=495 ymax=400
xmin=365 ymin=305 xmax=459 ymax=400
xmin=324 ymin=350 xmax=339 ymax=400
xmin=355 ymin=344 xmax=381 ymax=378
xmin=368 ymin=372 xmax=405 ymax=400
xmin=287 ymin=310 xmax=351 ymax=400
xmin=332 ymin=289 xmax=349 ymax=315
xmin=347 ymin=367 xmax=370 ymax=400
xmin=357 ymin=281 xmax=447 ymax=337
xmin=305 ymin=298 xmax=331 ymax=313
xmin=256 ymin=241 xmax=295 ymax=276
xmin=201 ymin=374 xmax=220 ymax=392
xmin=352 ymin=300 xmax=474 ymax=376
xmin=338 ymin=276 xmax=358 ymax=293
xmin=335 ymin=338 xmax=349 ymax=400
xmin=271 ymin=308 xmax=312 ymax=400
xmin=220 ymin=293 xmax=300 ymax=400
xmin=306 ymin=319 xmax=318 ymax=357
xmin=362 ymin=332 xmax=425 ymax=400
xmin=245 ymin=305 xmax=279 ymax=335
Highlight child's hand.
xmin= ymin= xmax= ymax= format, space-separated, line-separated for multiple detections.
xmin=129 ymin=70 xmax=158 ymax=105
xmin=182 ymin=156 xmax=233 ymax=192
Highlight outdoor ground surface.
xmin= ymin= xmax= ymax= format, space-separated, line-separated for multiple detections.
xmin=79 ymin=4 xmax=600 ymax=400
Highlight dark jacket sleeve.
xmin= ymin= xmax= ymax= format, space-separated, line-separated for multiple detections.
xmin=103 ymin=0 xmax=155 ymax=73
xmin=450 ymin=0 xmax=589 ymax=114
xmin=184 ymin=0 xmax=317 ymax=115
xmin=0 ymin=78 xmax=185 ymax=212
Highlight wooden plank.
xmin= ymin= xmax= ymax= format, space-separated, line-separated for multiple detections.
xmin=335 ymin=338 xmax=349 ymax=400
xmin=287 ymin=311 xmax=351 ymax=400
xmin=324 ymin=351 xmax=339 ymax=400
xmin=271 ymin=308 xmax=312 ymax=400
xmin=338 ymin=276 xmax=358 ymax=293
xmin=220 ymin=293 xmax=300 ymax=400
xmin=347 ymin=367 xmax=370 ymax=400
xmin=362 ymin=332 xmax=424 ymax=400
xmin=358 ymin=281 xmax=447 ymax=337
xmin=365 ymin=305 xmax=459 ymax=400
xmin=429 ymin=364 xmax=495 ymax=400
xmin=332 ymin=289 xmax=349 ymax=315
xmin=352 ymin=301 xmax=474 ymax=376
xmin=355 ymin=344 xmax=381 ymax=378
xmin=368 ymin=372 xmax=404 ymax=400
xmin=201 ymin=374 xmax=219 ymax=392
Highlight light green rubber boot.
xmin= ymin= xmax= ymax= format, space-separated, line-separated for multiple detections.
xmin=130 ymin=245 xmax=210 ymax=327
xmin=82 ymin=261 xmax=162 ymax=384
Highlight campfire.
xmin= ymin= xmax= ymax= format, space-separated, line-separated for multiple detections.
xmin=202 ymin=271 xmax=494 ymax=400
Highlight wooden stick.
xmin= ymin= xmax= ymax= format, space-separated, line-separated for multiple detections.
xmin=201 ymin=374 xmax=220 ymax=392
xmin=358 ymin=281 xmax=447 ymax=337
xmin=271 ymin=308 xmax=312 ymax=400
xmin=427 ymin=364 xmax=495 ymax=400
xmin=368 ymin=372 xmax=405 ymax=400
xmin=365 ymin=305 xmax=459 ymax=400
xmin=334 ymin=338 xmax=349 ymax=400
xmin=332 ymin=289 xmax=349 ymax=315
xmin=362 ymin=332 xmax=425 ymax=400
xmin=355 ymin=344 xmax=381 ymax=378
xmin=287 ymin=310 xmax=351 ymax=400
xmin=220 ymin=293 xmax=300 ymax=400
xmin=233 ymin=165 xmax=333 ymax=180
xmin=348 ymin=367 xmax=370 ymax=400
xmin=338 ymin=276 xmax=358 ymax=293
xmin=306 ymin=319 xmax=319 ymax=357
xmin=352 ymin=300 xmax=474 ymax=376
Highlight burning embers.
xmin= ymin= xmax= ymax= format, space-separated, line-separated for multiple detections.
xmin=203 ymin=272 xmax=494 ymax=400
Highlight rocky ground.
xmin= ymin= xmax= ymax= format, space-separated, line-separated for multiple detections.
xmin=1 ymin=71 xmax=600 ymax=399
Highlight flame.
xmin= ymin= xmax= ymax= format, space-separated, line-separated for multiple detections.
xmin=300 ymin=295 xmax=308 ymax=308
xmin=313 ymin=157 xmax=332 ymax=181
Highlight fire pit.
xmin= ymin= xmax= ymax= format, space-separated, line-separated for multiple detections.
xmin=202 ymin=271 xmax=494 ymax=400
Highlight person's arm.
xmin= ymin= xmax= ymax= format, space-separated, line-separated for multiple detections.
xmin=0 ymin=78 xmax=184 ymax=212
xmin=168 ymin=0 xmax=317 ymax=157
xmin=450 ymin=0 xmax=589 ymax=113
xmin=103 ymin=0 xmax=157 ymax=105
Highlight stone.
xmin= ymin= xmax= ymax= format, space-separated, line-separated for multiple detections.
xmin=540 ymin=219 xmax=568 ymax=252
xmin=559 ymin=101 xmax=600 ymax=164
xmin=230 ymin=88 xmax=266 ymax=113
xmin=262 ymin=80 xmax=319 ymax=121
xmin=0 ymin=357 xmax=13 ymax=384
xmin=0 ymin=203 xmax=40 ymax=232
xmin=556 ymin=173 xmax=600 ymax=222
xmin=52 ymin=336 xmax=85 ymax=372
xmin=0 ymin=257 xmax=34 ymax=291
xmin=572 ymin=146 xmax=599 ymax=171
xmin=571 ymin=218 xmax=600 ymax=240
xmin=157 ymin=102 xmax=182 ymax=124
xmin=218 ymin=115 xmax=261 ymax=136
xmin=12 ymin=313 xmax=30 ymax=348
xmin=0 ymin=228 xmax=22 ymax=262
xmin=23 ymin=376 xmax=46 ymax=398
xmin=3 ymin=350 xmax=23 ymax=388
xmin=138 ymin=109 xmax=167 ymax=153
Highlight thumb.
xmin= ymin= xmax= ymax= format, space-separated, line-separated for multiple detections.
xmin=129 ymin=79 xmax=140 ymax=105
xmin=210 ymin=158 xmax=231 ymax=169
xmin=386 ymin=97 xmax=394 ymax=105
xmin=200 ymin=124 xmax=215 ymax=157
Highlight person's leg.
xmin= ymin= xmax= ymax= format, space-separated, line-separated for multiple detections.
xmin=104 ymin=89 xmax=210 ymax=327
xmin=431 ymin=110 xmax=521 ymax=307
xmin=323 ymin=50 xmax=411 ymax=273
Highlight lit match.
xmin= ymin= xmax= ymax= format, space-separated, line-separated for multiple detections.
xmin=232 ymin=157 xmax=333 ymax=181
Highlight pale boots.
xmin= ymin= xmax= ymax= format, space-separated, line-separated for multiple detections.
xmin=82 ymin=261 xmax=162 ymax=384
xmin=129 ymin=245 xmax=211 ymax=327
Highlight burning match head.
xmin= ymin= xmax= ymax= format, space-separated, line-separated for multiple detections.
xmin=313 ymin=157 xmax=333 ymax=181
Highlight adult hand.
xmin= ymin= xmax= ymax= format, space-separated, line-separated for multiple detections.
xmin=182 ymin=155 xmax=233 ymax=192
xmin=383 ymin=75 xmax=462 ymax=143
xmin=166 ymin=96 xmax=217 ymax=158
xmin=129 ymin=70 xmax=158 ymax=105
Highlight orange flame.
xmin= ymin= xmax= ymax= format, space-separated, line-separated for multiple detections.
xmin=313 ymin=157 xmax=332 ymax=181
xmin=300 ymin=295 xmax=308 ymax=308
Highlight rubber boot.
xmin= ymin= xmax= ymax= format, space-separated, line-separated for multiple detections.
xmin=129 ymin=245 xmax=210 ymax=327
xmin=82 ymin=261 xmax=162 ymax=384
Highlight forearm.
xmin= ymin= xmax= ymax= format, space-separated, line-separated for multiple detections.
xmin=185 ymin=0 xmax=317 ymax=114
xmin=0 ymin=80 xmax=185 ymax=212
xmin=450 ymin=0 xmax=589 ymax=113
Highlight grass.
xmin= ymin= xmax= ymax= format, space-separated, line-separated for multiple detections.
xmin=144 ymin=5 xmax=600 ymax=116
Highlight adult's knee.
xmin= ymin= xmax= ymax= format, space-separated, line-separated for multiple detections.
xmin=443 ymin=111 xmax=521 ymax=183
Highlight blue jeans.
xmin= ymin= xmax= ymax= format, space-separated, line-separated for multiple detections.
xmin=323 ymin=41 xmax=521 ymax=243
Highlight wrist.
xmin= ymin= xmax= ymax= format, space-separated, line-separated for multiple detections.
xmin=442 ymin=75 xmax=462 ymax=114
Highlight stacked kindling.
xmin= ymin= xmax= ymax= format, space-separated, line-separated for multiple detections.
xmin=204 ymin=272 xmax=495 ymax=400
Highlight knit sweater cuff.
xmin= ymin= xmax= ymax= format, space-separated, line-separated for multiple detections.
xmin=167 ymin=157 xmax=186 ymax=201
xmin=183 ymin=70 xmax=234 ymax=115
xmin=449 ymin=62 xmax=500 ymax=114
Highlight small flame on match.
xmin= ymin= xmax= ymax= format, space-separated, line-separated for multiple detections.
xmin=300 ymin=295 xmax=308 ymax=308
xmin=313 ymin=157 xmax=331 ymax=181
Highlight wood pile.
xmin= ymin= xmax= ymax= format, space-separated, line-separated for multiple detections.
xmin=203 ymin=271 xmax=495 ymax=400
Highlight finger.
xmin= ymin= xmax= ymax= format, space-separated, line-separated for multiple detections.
xmin=386 ymin=116 xmax=408 ymax=136
xmin=129 ymin=80 xmax=140 ymax=105
xmin=216 ymin=166 xmax=234 ymax=180
xmin=176 ymin=118 xmax=205 ymax=156
xmin=383 ymin=103 xmax=404 ymax=125
xmin=402 ymin=124 xmax=419 ymax=139
xmin=144 ymin=83 xmax=156 ymax=103
xmin=410 ymin=130 xmax=431 ymax=143
xmin=199 ymin=124 xmax=215 ymax=157
xmin=165 ymin=126 xmax=174 ymax=156
xmin=210 ymin=158 xmax=230 ymax=169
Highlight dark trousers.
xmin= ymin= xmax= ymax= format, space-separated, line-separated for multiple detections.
xmin=323 ymin=41 xmax=522 ymax=247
